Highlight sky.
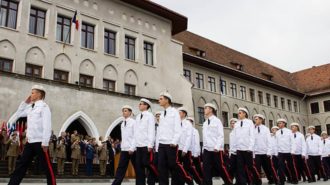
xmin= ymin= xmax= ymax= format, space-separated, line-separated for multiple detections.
xmin=152 ymin=0 xmax=330 ymax=72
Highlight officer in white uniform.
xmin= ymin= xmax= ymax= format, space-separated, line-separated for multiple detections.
xmin=112 ymin=105 xmax=136 ymax=185
xmin=157 ymin=92 xmax=192 ymax=185
xmin=270 ymin=126 xmax=279 ymax=173
xmin=228 ymin=118 xmax=238 ymax=180
xmin=321 ymin=131 xmax=330 ymax=181
xmin=133 ymin=98 xmax=158 ymax=185
xmin=275 ymin=118 xmax=298 ymax=185
xmin=306 ymin=125 xmax=324 ymax=182
xmin=290 ymin=122 xmax=312 ymax=182
xmin=234 ymin=108 xmax=260 ymax=185
xmin=8 ymin=85 xmax=56 ymax=185
xmin=253 ymin=114 xmax=278 ymax=184
xmin=202 ymin=103 xmax=232 ymax=185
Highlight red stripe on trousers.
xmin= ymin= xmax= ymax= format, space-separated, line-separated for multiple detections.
xmin=291 ymin=156 xmax=299 ymax=181
xmin=175 ymin=148 xmax=192 ymax=181
xmin=149 ymin=151 xmax=159 ymax=176
xmin=304 ymin=159 xmax=312 ymax=178
xmin=269 ymin=157 xmax=279 ymax=181
xmin=44 ymin=151 xmax=56 ymax=185
xmin=219 ymin=151 xmax=233 ymax=183
xmin=253 ymin=160 xmax=261 ymax=179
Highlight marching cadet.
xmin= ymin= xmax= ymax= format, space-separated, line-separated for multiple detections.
xmin=203 ymin=103 xmax=232 ymax=185
xmin=290 ymin=122 xmax=312 ymax=183
xmin=98 ymin=137 xmax=108 ymax=176
xmin=6 ymin=131 xmax=20 ymax=175
xmin=228 ymin=118 xmax=238 ymax=181
xmin=306 ymin=125 xmax=324 ymax=181
xmin=187 ymin=117 xmax=203 ymax=185
xmin=8 ymin=85 xmax=56 ymax=185
xmin=133 ymin=98 xmax=158 ymax=185
xmin=56 ymin=136 xmax=66 ymax=175
xmin=234 ymin=108 xmax=260 ymax=185
xmin=270 ymin=126 xmax=279 ymax=172
xmin=177 ymin=107 xmax=201 ymax=185
xmin=253 ymin=114 xmax=278 ymax=184
xmin=276 ymin=118 xmax=298 ymax=185
xmin=157 ymin=92 xmax=192 ymax=185
xmin=112 ymin=105 xmax=136 ymax=185
xmin=321 ymin=131 xmax=330 ymax=181
xmin=71 ymin=138 xmax=81 ymax=176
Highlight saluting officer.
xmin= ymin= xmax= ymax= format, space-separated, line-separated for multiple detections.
xmin=203 ymin=103 xmax=232 ymax=185
xmin=56 ymin=136 xmax=66 ymax=176
xmin=234 ymin=108 xmax=260 ymax=185
xmin=8 ymin=85 xmax=56 ymax=185
xmin=112 ymin=105 xmax=136 ymax=185
xmin=133 ymin=98 xmax=158 ymax=185
xmin=6 ymin=132 xmax=20 ymax=175
xmin=253 ymin=114 xmax=278 ymax=184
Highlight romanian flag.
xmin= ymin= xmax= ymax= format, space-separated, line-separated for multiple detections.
xmin=72 ymin=11 xmax=79 ymax=30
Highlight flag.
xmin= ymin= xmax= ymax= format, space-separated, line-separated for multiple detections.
xmin=72 ymin=11 xmax=79 ymax=30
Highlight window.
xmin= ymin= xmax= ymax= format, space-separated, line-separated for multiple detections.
xmin=125 ymin=36 xmax=135 ymax=60
xmin=269 ymin=120 xmax=273 ymax=130
xmin=0 ymin=58 xmax=13 ymax=72
xmin=233 ymin=113 xmax=238 ymax=119
xmin=197 ymin=107 xmax=205 ymax=124
xmin=183 ymin=69 xmax=191 ymax=81
xmin=195 ymin=73 xmax=204 ymax=89
xmin=0 ymin=0 xmax=18 ymax=29
xmin=240 ymin=86 xmax=246 ymax=100
xmin=310 ymin=102 xmax=319 ymax=114
xmin=222 ymin=111 xmax=229 ymax=127
xmin=103 ymin=79 xmax=115 ymax=92
xmin=324 ymin=100 xmax=330 ymax=112
xmin=274 ymin=96 xmax=278 ymax=108
xmin=53 ymin=69 xmax=68 ymax=83
xmin=79 ymin=74 xmax=93 ymax=87
xmin=327 ymin=124 xmax=330 ymax=135
xmin=230 ymin=83 xmax=237 ymax=97
xmin=29 ymin=7 xmax=46 ymax=36
xmin=220 ymin=79 xmax=227 ymax=95
xmin=81 ymin=23 xmax=94 ymax=49
xmin=294 ymin=101 xmax=298 ymax=112
xmin=258 ymin=91 xmax=263 ymax=104
xmin=281 ymin=97 xmax=285 ymax=110
xmin=124 ymin=84 xmax=136 ymax=95
xmin=315 ymin=125 xmax=321 ymax=135
xmin=25 ymin=64 xmax=42 ymax=77
xmin=266 ymin=93 xmax=271 ymax=106
xmin=144 ymin=42 xmax=153 ymax=65
xmin=208 ymin=77 xmax=216 ymax=92
xmin=104 ymin=29 xmax=116 ymax=55
xmin=56 ymin=15 xmax=71 ymax=43
xmin=249 ymin=89 xmax=255 ymax=102
xmin=287 ymin=100 xmax=292 ymax=111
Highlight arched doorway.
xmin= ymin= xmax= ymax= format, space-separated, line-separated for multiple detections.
xmin=65 ymin=119 xmax=88 ymax=136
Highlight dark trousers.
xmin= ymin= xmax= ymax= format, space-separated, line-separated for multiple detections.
xmin=229 ymin=154 xmax=237 ymax=179
xmin=178 ymin=150 xmax=202 ymax=185
xmin=193 ymin=156 xmax=204 ymax=179
xmin=255 ymin=154 xmax=278 ymax=183
xmin=135 ymin=147 xmax=158 ymax=185
xmin=112 ymin=151 xmax=136 ymax=185
xmin=236 ymin=150 xmax=260 ymax=185
xmin=292 ymin=154 xmax=312 ymax=181
xmin=8 ymin=142 xmax=56 ymax=185
xmin=203 ymin=149 xmax=232 ymax=185
xmin=308 ymin=155 xmax=324 ymax=181
xmin=147 ymin=152 xmax=159 ymax=185
xmin=322 ymin=157 xmax=330 ymax=179
xmin=86 ymin=159 xmax=93 ymax=176
xmin=278 ymin=153 xmax=298 ymax=184
xmin=158 ymin=144 xmax=191 ymax=185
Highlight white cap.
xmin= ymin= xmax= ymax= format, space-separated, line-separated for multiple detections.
xmin=122 ymin=105 xmax=133 ymax=111
xmin=290 ymin=122 xmax=300 ymax=127
xmin=140 ymin=98 xmax=151 ymax=107
xmin=177 ymin=107 xmax=188 ymax=115
xmin=271 ymin=126 xmax=279 ymax=130
xmin=204 ymin=103 xmax=217 ymax=111
xmin=277 ymin=118 xmax=287 ymax=123
xmin=187 ymin=117 xmax=194 ymax=123
xmin=238 ymin=107 xmax=249 ymax=117
xmin=229 ymin=118 xmax=238 ymax=123
xmin=31 ymin=85 xmax=45 ymax=92
xmin=155 ymin=111 xmax=162 ymax=116
xmin=253 ymin=114 xmax=265 ymax=120
xmin=321 ymin=131 xmax=328 ymax=136
xmin=308 ymin=125 xmax=315 ymax=129
xmin=160 ymin=91 xmax=172 ymax=101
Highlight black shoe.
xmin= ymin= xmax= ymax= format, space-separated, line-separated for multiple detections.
xmin=324 ymin=178 xmax=328 ymax=181
xmin=291 ymin=181 xmax=298 ymax=184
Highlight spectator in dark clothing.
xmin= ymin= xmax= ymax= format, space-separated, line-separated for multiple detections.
xmin=85 ymin=139 xmax=95 ymax=176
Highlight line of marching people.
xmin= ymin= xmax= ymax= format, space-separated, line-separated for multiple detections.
xmin=114 ymin=91 xmax=330 ymax=185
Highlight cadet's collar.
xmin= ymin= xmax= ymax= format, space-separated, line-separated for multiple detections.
xmin=165 ymin=106 xmax=172 ymax=111
xmin=142 ymin=110 xmax=148 ymax=114
xmin=34 ymin=100 xmax=44 ymax=106
xmin=208 ymin=115 xmax=215 ymax=120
